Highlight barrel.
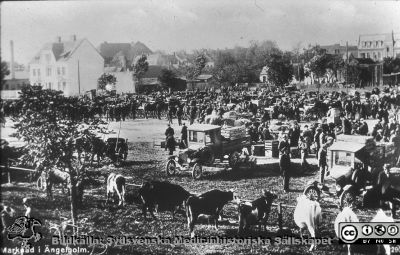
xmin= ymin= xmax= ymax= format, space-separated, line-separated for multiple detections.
xmin=272 ymin=140 xmax=279 ymax=158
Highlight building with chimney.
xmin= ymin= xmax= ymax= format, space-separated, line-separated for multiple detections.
xmin=29 ymin=35 xmax=104 ymax=96
xmin=1 ymin=41 xmax=30 ymax=100
xmin=358 ymin=32 xmax=400 ymax=61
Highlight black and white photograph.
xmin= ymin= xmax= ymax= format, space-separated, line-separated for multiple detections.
xmin=1 ymin=0 xmax=400 ymax=254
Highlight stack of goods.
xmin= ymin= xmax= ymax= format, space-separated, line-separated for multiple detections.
xmin=374 ymin=142 xmax=396 ymax=160
xmin=252 ymin=144 xmax=265 ymax=156
xmin=265 ymin=140 xmax=279 ymax=158
xmin=336 ymin=135 xmax=375 ymax=151
xmin=221 ymin=126 xmax=247 ymax=140
xmin=265 ymin=140 xmax=273 ymax=157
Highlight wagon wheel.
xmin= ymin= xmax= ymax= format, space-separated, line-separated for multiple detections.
xmin=36 ymin=176 xmax=47 ymax=191
xmin=192 ymin=163 xmax=203 ymax=179
xmin=340 ymin=190 xmax=355 ymax=208
xmin=166 ymin=160 xmax=176 ymax=176
xmin=304 ymin=185 xmax=320 ymax=201
xmin=228 ymin=151 xmax=240 ymax=168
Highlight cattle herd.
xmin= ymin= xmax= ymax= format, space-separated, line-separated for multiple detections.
xmin=104 ymin=173 xmax=396 ymax=254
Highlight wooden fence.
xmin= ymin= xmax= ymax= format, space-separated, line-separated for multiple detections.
xmin=0 ymin=165 xmax=36 ymax=183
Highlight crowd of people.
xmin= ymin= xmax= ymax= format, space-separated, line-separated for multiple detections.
xmin=2 ymin=84 xmax=400 ymax=200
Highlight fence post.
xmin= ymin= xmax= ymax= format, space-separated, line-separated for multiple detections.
xmin=278 ymin=202 xmax=283 ymax=231
xmin=8 ymin=171 xmax=11 ymax=184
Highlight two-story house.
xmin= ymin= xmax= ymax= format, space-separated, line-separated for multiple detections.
xmin=358 ymin=32 xmax=400 ymax=61
xmin=29 ymin=35 xmax=104 ymax=96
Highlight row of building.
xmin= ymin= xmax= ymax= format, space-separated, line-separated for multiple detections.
xmin=2 ymin=32 xmax=400 ymax=99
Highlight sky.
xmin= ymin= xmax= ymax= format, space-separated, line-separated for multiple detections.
xmin=1 ymin=0 xmax=400 ymax=65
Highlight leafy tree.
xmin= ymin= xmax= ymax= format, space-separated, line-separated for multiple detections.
xmin=383 ymin=57 xmax=400 ymax=74
xmin=265 ymin=52 xmax=294 ymax=87
xmin=1 ymin=61 xmax=10 ymax=86
xmin=97 ymin=73 xmax=117 ymax=90
xmin=326 ymin=54 xmax=345 ymax=81
xmin=158 ymin=68 xmax=177 ymax=90
xmin=12 ymin=86 xmax=106 ymax=226
xmin=184 ymin=53 xmax=207 ymax=80
xmin=293 ymin=64 xmax=305 ymax=81
xmin=305 ymin=54 xmax=329 ymax=83
xmin=132 ymin=54 xmax=149 ymax=89
xmin=346 ymin=61 xmax=372 ymax=88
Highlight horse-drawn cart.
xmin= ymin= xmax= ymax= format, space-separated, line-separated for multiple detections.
xmin=102 ymin=134 xmax=128 ymax=167
xmin=165 ymin=124 xmax=254 ymax=179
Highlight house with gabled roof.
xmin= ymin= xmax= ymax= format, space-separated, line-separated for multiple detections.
xmin=29 ymin=35 xmax=104 ymax=96
xmin=98 ymin=41 xmax=153 ymax=69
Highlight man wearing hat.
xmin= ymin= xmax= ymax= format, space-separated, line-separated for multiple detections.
xmin=375 ymin=129 xmax=383 ymax=142
xmin=341 ymin=115 xmax=352 ymax=135
xmin=165 ymin=124 xmax=175 ymax=155
xmin=181 ymin=123 xmax=188 ymax=149
xmin=318 ymin=139 xmax=333 ymax=188
xmin=358 ymin=118 xmax=368 ymax=136
xmin=377 ymin=164 xmax=400 ymax=217
xmin=278 ymin=134 xmax=291 ymax=192
xmin=314 ymin=126 xmax=322 ymax=159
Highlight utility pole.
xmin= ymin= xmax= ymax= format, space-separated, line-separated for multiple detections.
xmin=346 ymin=41 xmax=349 ymax=94
xmin=78 ymin=60 xmax=81 ymax=95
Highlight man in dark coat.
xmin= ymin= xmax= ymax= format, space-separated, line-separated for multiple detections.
xmin=342 ymin=115 xmax=352 ymax=135
xmin=377 ymin=164 xmax=400 ymax=217
xmin=318 ymin=138 xmax=333 ymax=188
xmin=314 ymin=127 xmax=322 ymax=158
xmin=181 ymin=123 xmax=188 ymax=149
xmin=278 ymin=134 xmax=291 ymax=192
xmin=165 ymin=124 xmax=175 ymax=155
xmin=177 ymin=105 xmax=183 ymax=126
xmin=290 ymin=122 xmax=301 ymax=147
xmin=358 ymin=119 xmax=369 ymax=135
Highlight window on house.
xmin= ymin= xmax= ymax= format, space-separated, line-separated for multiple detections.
xmin=46 ymin=54 xmax=51 ymax=62
xmin=5 ymin=84 xmax=9 ymax=90
xmin=63 ymin=82 xmax=66 ymax=91
xmin=62 ymin=67 xmax=66 ymax=75
xmin=378 ymin=52 xmax=381 ymax=59
xmin=47 ymin=68 xmax=51 ymax=76
xmin=49 ymin=82 xmax=52 ymax=89
xmin=38 ymin=69 xmax=41 ymax=76
xmin=263 ymin=76 xmax=266 ymax=82
xmin=57 ymin=67 xmax=61 ymax=75
xmin=33 ymin=69 xmax=36 ymax=76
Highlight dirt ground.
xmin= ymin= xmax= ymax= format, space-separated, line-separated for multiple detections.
xmin=0 ymin=118 xmax=395 ymax=255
